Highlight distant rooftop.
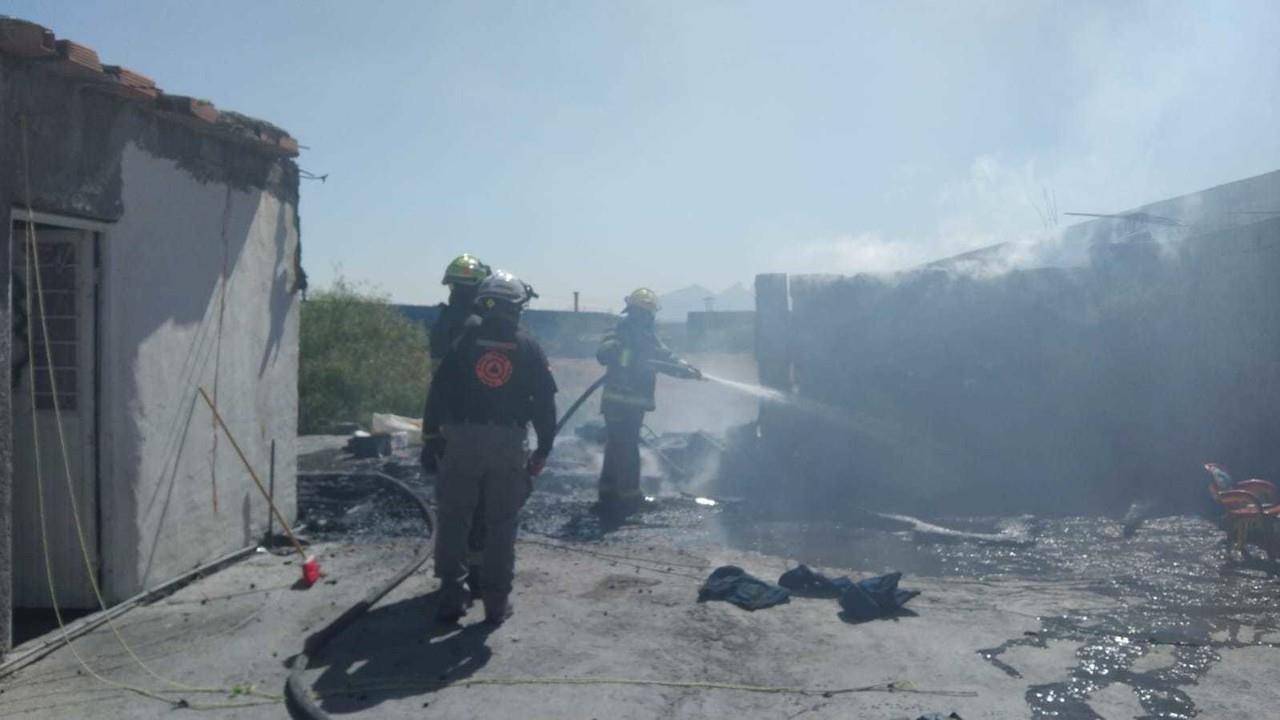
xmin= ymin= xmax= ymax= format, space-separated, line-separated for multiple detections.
xmin=0 ymin=16 xmax=298 ymax=158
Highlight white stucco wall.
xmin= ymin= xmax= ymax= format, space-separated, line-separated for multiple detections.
xmin=99 ymin=143 xmax=299 ymax=601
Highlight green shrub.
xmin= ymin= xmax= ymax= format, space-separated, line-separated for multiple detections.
xmin=299 ymin=276 xmax=429 ymax=434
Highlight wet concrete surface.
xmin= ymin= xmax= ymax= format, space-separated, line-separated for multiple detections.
xmin=725 ymin=513 xmax=1280 ymax=719
xmin=722 ymin=513 xmax=1280 ymax=719
xmin=297 ymin=436 xmax=1280 ymax=719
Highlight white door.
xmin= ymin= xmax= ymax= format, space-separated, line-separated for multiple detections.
xmin=12 ymin=223 xmax=99 ymax=609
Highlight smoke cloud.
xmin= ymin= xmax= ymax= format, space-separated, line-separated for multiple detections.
xmin=788 ymin=1 xmax=1280 ymax=278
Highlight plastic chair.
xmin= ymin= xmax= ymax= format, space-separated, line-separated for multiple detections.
xmin=1205 ymin=463 xmax=1279 ymax=561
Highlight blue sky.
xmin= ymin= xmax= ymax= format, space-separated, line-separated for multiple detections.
xmin=10 ymin=1 xmax=1279 ymax=311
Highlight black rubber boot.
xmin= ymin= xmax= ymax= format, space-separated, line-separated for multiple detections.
xmin=483 ymin=597 xmax=513 ymax=626
xmin=465 ymin=565 xmax=484 ymax=601
xmin=434 ymin=583 xmax=468 ymax=624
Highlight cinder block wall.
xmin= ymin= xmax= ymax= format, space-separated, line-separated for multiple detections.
xmin=399 ymin=305 xmax=617 ymax=358
xmin=761 ymin=217 xmax=1280 ymax=515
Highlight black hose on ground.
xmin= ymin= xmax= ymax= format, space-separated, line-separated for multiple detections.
xmin=285 ymin=471 xmax=436 ymax=720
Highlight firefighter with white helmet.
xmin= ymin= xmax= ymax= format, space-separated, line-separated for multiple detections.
xmin=423 ymin=270 xmax=557 ymax=625
xmin=595 ymin=288 xmax=701 ymax=519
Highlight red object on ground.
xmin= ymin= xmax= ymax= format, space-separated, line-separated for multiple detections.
xmin=1206 ymin=463 xmax=1280 ymax=561
xmin=302 ymin=556 xmax=321 ymax=587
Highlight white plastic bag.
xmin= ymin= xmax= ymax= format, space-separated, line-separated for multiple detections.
xmin=372 ymin=413 xmax=423 ymax=444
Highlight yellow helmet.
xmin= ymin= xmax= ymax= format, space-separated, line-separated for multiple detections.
xmin=441 ymin=254 xmax=491 ymax=287
xmin=623 ymin=287 xmax=660 ymax=314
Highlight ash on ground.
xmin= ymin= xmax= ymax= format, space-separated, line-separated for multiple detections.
xmin=297 ymin=427 xmax=726 ymax=544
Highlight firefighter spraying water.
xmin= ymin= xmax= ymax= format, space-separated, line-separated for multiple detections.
xmin=593 ymin=288 xmax=702 ymax=520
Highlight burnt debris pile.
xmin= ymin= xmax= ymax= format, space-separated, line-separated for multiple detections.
xmin=298 ymin=427 xmax=728 ymax=544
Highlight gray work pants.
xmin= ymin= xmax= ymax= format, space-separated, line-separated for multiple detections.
xmin=433 ymin=424 xmax=530 ymax=609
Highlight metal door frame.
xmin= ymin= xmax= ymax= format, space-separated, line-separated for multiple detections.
xmin=9 ymin=208 xmax=105 ymax=605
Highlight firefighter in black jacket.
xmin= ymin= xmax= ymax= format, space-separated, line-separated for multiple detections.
xmin=423 ymin=271 xmax=557 ymax=625
xmin=422 ymin=253 xmax=490 ymax=599
xmin=596 ymin=288 xmax=700 ymax=519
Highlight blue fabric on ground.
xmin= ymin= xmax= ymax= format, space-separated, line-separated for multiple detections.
xmin=838 ymin=571 xmax=920 ymax=623
xmin=778 ymin=564 xmax=855 ymax=598
xmin=698 ymin=566 xmax=791 ymax=611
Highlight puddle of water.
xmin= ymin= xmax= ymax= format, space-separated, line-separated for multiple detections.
xmin=715 ymin=518 xmax=956 ymax=576
xmin=962 ymin=517 xmax=1275 ymax=719
xmin=714 ymin=510 xmax=1280 ymax=719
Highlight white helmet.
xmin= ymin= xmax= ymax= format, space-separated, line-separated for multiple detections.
xmin=475 ymin=270 xmax=533 ymax=316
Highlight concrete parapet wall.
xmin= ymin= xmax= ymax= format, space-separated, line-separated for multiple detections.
xmin=398 ymin=305 xmax=616 ymax=358
xmin=686 ymin=311 xmax=754 ymax=353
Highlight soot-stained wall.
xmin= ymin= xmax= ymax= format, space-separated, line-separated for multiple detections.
xmin=759 ymin=217 xmax=1280 ymax=516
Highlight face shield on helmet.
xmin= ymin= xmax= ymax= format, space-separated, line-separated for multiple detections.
xmin=475 ymin=270 xmax=534 ymax=321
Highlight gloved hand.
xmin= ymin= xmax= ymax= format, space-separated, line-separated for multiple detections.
xmin=684 ymin=364 xmax=703 ymax=380
xmin=419 ymin=444 xmax=438 ymax=474
xmin=526 ymin=450 xmax=548 ymax=477
xmin=420 ymin=434 xmax=445 ymax=473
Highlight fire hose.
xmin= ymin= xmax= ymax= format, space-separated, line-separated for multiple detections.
xmin=284 ymin=471 xmax=436 ymax=719
xmin=555 ymin=359 xmax=701 ymax=436
xmin=555 ymin=374 xmax=606 ymax=434
xmin=647 ymin=359 xmax=704 ymax=380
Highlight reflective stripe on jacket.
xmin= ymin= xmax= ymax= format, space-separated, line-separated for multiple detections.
xmin=596 ymin=316 xmax=683 ymax=413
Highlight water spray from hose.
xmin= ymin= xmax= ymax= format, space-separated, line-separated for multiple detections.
xmin=699 ymin=373 xmax=789 ymax=403
xmin=692 ymin=369 xmax=954 ymax=463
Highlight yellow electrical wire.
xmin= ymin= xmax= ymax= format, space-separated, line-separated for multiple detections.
xmin=517 ymin=537 xmax=708 ymax=578
xmin=25 ymin=221 xmax=170 ymax=709
xmin=311 ymin=676 xmax=978 ymax=698
xmin=17 ymin=115 xmax=281 ymax=710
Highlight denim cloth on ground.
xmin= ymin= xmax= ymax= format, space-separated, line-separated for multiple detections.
xmin=838 ymin=571 xmax=920 ymax=623
xmin=697 ymin=566 xmax=791 ymax=610
xmin=778 ymin=564 xmax=855 ymax=598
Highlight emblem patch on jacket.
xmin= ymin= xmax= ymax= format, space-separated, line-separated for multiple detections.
xmin=475 ymin=350 xmax=514 ymax=388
